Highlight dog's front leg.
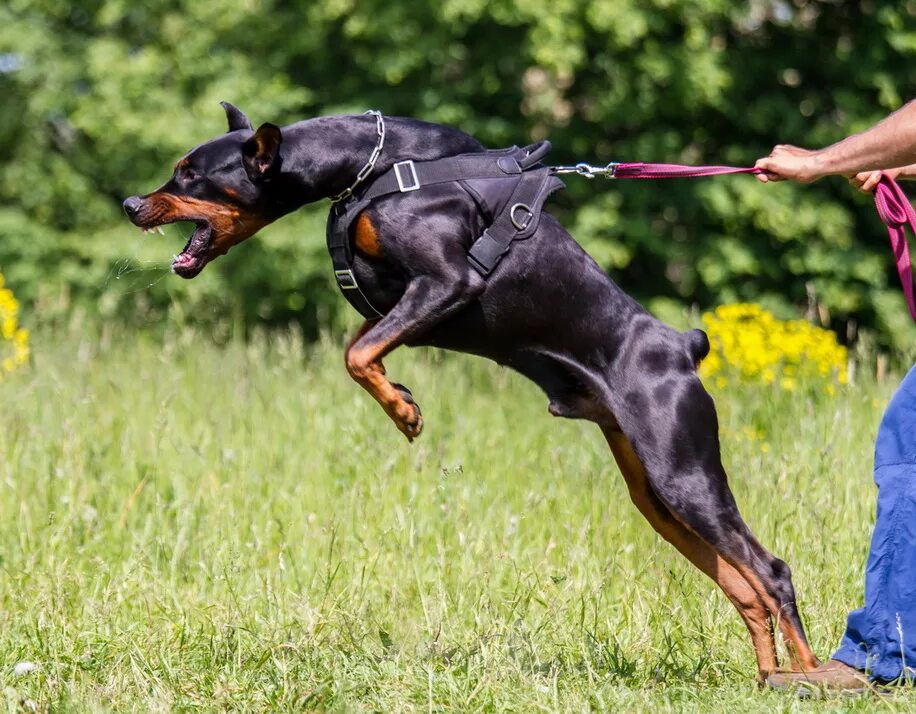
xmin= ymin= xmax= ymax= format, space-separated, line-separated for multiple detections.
xmin=345 ymin=274 xmax=483 ymax=440
xmin=345 ymin=320 xmax=420 ymax=439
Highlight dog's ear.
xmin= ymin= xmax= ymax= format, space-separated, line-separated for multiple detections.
xmin=242 ymin=123 xmax=283 ymax=182
xmin=220 ymin=101 xmax=253 ymax=132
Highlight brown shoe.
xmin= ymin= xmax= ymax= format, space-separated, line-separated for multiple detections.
xmin=767 ymin=659 xmax=872 ymax=695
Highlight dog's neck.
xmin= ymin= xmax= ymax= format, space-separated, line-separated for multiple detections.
xmin=273 ymin=115 xmax=484 ymax=210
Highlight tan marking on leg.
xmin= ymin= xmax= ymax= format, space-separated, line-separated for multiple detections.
xmin=345 ymin=334 xmax=421 ymax=440
xmin=603 ymin=428 xmax=779 ymax=677
xmin=733 ymin=565 xmax=819 ymax=672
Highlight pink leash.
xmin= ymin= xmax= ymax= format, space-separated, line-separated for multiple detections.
xmin=872 ymin=173 xmax=916 ymax=321
xmin=556 ymin=160 xmax=916 ymax=320
xmin=612 ymin=162 xmax=762 ymax=180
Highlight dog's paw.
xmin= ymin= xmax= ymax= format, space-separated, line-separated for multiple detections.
xmin=391 ymin=383 xmax=423 ymax=441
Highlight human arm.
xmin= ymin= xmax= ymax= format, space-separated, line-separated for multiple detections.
xmin=754 ymin=99 xmax=916 ymax=183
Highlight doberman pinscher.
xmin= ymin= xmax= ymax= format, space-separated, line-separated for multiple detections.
xmin=122 ymin=103 xmax=819 ymax=679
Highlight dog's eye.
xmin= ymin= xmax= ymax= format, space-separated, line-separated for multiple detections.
xmin=183 ymin=168 xmax=199 ymax=182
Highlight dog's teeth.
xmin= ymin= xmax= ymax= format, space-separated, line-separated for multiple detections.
xmin=143 ymin=228 xmax=152 ymax=234
xmin=156 ymin=227 xmax=165 ymax=235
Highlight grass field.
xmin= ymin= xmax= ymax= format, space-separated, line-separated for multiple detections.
xmin=0 ymin=327 xmax=911 ymax=712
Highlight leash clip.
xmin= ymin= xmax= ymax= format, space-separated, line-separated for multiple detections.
xmin=603 ymin=162 xmax=620 ymax=178
xmin=551 ymin=161 xmax=619 ymax=179
xmin=579 ymin=161 xmax=619 ymax=178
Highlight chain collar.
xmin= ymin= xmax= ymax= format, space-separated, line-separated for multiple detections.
xmin=330 ymin=110 xmax=386 ymax=203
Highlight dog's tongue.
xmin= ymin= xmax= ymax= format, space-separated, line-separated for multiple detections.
xmin=171 ymin=223 xmax=210 ymax=278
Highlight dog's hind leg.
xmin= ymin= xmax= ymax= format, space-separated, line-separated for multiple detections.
xmin=618 ymin=376 xmax=819 ymax=672
xmin=603 ymin=427 xmax=779 ymax=678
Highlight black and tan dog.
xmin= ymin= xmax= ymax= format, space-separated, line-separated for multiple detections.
xmin=123 ymin=103 xmax=819 ymax=679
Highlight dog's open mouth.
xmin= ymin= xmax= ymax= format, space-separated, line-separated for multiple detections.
xmin=137 ymin=220 xmax=213 ymax=279
xmin=170 ymin=222 xmax=212 ymax=278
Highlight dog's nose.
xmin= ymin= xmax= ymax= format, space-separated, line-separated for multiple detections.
xmin=122 ymin=196 xmax=143 ymax=218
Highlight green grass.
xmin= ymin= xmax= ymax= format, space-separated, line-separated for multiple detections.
xmin=0 ymin=327 xmax=910 ymax=712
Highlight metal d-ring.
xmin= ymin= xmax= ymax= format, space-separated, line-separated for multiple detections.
xmin=510 ymin=202 xmax=534 ymax=231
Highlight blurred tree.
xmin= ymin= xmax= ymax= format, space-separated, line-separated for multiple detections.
xmin=0 ymin=0 xmax=914 ymax=347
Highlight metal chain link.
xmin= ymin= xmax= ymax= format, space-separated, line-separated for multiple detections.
xmin=551 ymin=161 xmax=620 ymax=179
xmin=330 ymin=110 xmax=386 ymax=203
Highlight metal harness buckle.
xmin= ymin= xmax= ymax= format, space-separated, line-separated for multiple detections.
xmin=394 ymin=160 xmax=420 ymax=192
xmin=334 ymin=269 xmax=359 ymax=290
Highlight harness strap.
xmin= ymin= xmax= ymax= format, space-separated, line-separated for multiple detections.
xmin=326 ymin=197 xmax=383 ymax=319
xmin=468 ymin=169 xmax=563 ymax=276
xmin=327 ymin=141 xmax=562 ymax=320
xmin=359 ymin=147 xmax=546 ymax=201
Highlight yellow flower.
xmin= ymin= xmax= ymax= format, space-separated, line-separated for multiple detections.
xmin=0 ymin=273 xmax=29 ymax=378
xmin=699 ymin=303 xmax=846 ymax=395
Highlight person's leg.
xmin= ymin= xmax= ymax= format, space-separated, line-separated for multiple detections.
xmin=833 ymin=364 xmax=916 ymax=682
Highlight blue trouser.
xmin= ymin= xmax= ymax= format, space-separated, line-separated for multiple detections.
xmin=833 ymin=364 xmax=916 ymax=681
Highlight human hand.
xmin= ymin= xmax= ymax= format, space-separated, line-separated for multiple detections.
xmin=754 ymin=145 xmax=824 ymax=184
xmin=847 ymin=167 xmax=902 ymax=193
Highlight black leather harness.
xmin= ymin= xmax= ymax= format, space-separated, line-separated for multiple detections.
xmin=326 ymin=141 xmax=564 ymax=320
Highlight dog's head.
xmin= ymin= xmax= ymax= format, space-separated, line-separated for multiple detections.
xmin=122 ymin=102 xmax=285 ymax=278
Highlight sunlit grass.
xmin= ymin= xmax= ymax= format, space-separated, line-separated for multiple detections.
xmin=0 ymin=327 xmax=910 ymax=711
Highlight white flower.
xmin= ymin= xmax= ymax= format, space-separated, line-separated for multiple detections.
xmin=13 ymin=661 xmax=38 ymax=676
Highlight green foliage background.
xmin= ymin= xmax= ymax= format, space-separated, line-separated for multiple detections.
xmin=1 ymin=0 xmax=915 ymax=347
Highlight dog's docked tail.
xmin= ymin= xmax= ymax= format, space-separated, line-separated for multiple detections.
xmin=684 ymin=328 xmax=710 ymax=365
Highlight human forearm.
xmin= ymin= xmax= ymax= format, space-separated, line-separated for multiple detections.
xmin=755 ymin=100 xmax=916 ymax=183
xmin=813 ymin=100 xmax=916 ymax=176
